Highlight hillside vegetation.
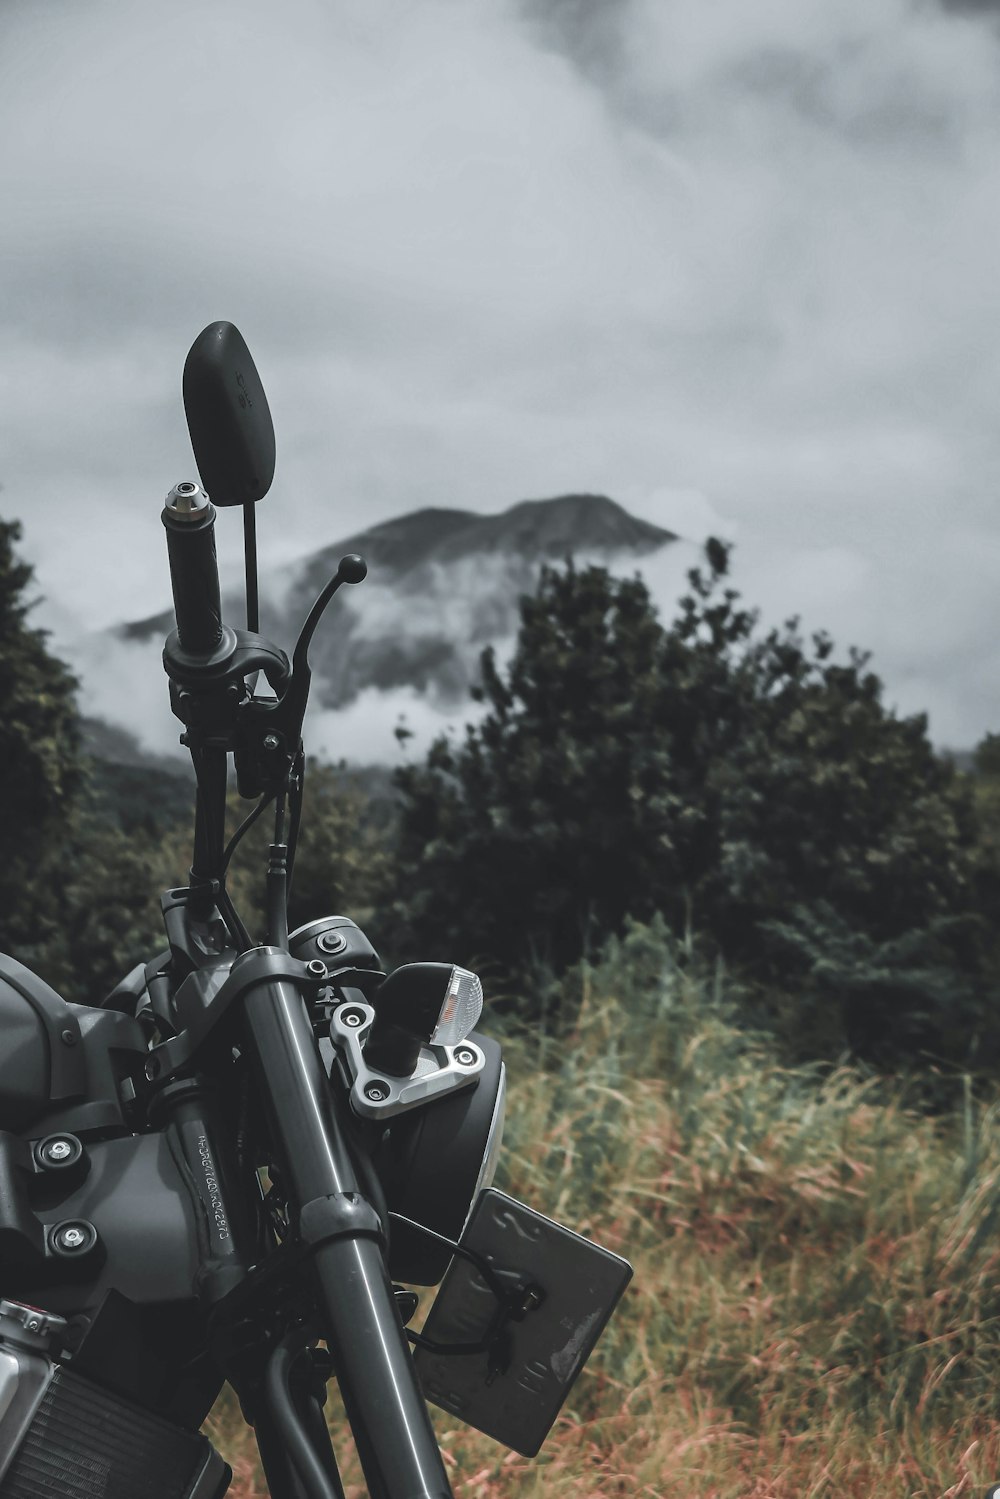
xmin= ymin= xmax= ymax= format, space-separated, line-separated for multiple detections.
xmin=9 ymin=510 xmax=1000 ymax=1082
xmin=6 ymin=514 xmax=1000 ymax=1491
xmin=388 ymin=544 xmax=1000 ymax=1076
xmin=208 ymin=921 xmax=1000 ymax=1497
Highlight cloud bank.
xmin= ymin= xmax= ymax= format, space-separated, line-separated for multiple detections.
xmin=5 ymin=0 xmax=1000 ymax=746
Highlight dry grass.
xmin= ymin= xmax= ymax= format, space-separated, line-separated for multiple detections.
xmin=205 ymin=921 xmax=1000 ymax=1496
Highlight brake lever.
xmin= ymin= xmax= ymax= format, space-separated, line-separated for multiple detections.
xmin=231 ymin=553 xmax=366 ymax=797
xmin=163 ymin=552 xmax=367 ymax=797
xmin=278 ymin=553 xmax=367 ymax=742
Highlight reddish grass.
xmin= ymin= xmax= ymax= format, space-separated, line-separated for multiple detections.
xmin=205 ymin=927 xmax=1000 ymax=1496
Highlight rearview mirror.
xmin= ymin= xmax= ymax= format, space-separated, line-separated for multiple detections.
xmin=182 ymin=321 xmax=276 ymax=507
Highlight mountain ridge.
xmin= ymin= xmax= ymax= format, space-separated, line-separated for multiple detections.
xmin=86 ymin=492 xmax=680 ymax=756
xmin=120 ymin=494 xmax=675 ymax=644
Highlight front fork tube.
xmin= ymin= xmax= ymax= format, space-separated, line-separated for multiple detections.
xmin=152 ymin=1077 xmax=254 ymax=1303
xmin=242 ymin=967 xmax=453 ymax=1499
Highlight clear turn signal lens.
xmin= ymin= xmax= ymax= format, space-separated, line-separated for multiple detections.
xmin=430 ymin=966 xmax=483 ymax=1048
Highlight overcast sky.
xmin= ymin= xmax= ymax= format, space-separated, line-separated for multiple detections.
xmin=5 ymin=0 xmax=1000 ymax=753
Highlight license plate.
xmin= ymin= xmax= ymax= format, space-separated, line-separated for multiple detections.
xmin=413 ymin=1189 xmax=633 ymax=1456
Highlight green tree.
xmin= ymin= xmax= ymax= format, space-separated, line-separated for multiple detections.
xmin=24 ymin=817 xmax=191 ymax=1004
xmin=387 ymin=544 xmax=993 ymax=1065
xmin=0 ymin=519 xmax=85 ymax=956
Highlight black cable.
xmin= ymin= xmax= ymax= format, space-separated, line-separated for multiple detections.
xmin=295 ymin=1366 xmax=342 ymax=1495
xmin=187 ymin=740 xmax=257 ymax=949
xmin=218 ymin=883 xmax=253 ymax=953
xmin=263 ymin=1330 xmax=346 ymax=1499
xmin=223 ymin=789 xmax=277 ymax=873
xmin=387 ymin=1212 xmax=511 ymax=1305
xmin=285 ymin=749 xmax=305 ymax=898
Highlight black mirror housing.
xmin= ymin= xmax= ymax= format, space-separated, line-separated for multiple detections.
xmin=182 ymin=321 xmax=276 ymax=507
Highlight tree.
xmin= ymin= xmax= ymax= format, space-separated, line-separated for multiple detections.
xmin=386 ymin=544 xmax=993 ymax=1065
xmin=0 ymin=519 xmax=85 ymax=957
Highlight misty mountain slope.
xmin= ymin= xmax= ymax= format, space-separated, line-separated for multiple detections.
xmin=298 ymin=493 xmax=671 ymax=581
xmin=116 ymin=493 xmax=677 ymax=712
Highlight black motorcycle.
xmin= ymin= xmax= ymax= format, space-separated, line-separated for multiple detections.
xmin=0 ymin=323 xmax=631 ymax=1499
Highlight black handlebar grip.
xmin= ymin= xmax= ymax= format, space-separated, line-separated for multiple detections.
xmin=162 ymin=482 xmax=224 ymax=655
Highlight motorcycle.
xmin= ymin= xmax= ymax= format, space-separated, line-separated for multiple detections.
xmin=0 ymin=323 xmax=632 ymax=1499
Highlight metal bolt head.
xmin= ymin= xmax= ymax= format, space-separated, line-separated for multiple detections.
xmin=317 ymin=930 xmax=348 ymax=955
xmin=263 ymin=734 xmax=281 ymax=751
xmin=60 ymin=1028 xmax=77 ymax=1047
xmin=165 ymin=481 xmax=210 ymax=519
xmin=341 ymin=1009 xmax=364 ymax=1028
xmin=364 ymin=1082 xmax=390 ymax=1103
xmin=306 ymin=959 xmax=327 ymax=979
xmin=57 ymin=1226 xmax=86 ymax=1251
xmin=44 ymin=1140 xmax=73 ymax=1163
xmin=455 ymin=1046 xmax=478 ymax=1067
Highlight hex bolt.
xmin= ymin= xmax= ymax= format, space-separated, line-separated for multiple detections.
xmin=364 ymin=1082 xmax=390 ymax=1103
xmin=43 ymin=1140 xmax=73 ymax=1163
xmin=455 ymin=1047 xmax=478 ymax=1067
xmin=56 ymin=1226 xmax=87 ymax=1251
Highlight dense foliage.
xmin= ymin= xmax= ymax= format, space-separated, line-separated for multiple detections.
xmin=0 ymin=520 xmax=83 ymax=950
xmin=388 ymin=543 xmax=997 ymax=1067
xmin=3 ymin=513 xmax=999 ymax=1067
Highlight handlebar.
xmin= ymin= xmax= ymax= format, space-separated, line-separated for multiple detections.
xmin=162 ymin=482 xmax=225 ymax=656
xmin=156 ymin=328 xmax=454 ymax=1496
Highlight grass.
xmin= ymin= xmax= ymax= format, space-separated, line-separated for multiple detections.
xmin=204 ymin=919 xmax=1000 ymax=1497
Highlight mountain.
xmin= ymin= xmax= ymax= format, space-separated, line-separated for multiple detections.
xmin=116 ymin=494 xmax=676 ymax=712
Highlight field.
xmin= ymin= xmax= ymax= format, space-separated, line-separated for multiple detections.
xmin=205 ymin=921 xmax=1000 ymax=1497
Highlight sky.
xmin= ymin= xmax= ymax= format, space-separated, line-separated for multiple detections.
xmin=5 ymin=0 xmax=1000 ymax=757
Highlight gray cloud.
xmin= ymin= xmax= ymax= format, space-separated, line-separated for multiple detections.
xmin=519 ymin=0 xmax=633 ymax=88
xmin=939 ymin=0 xmax=1000 ymax=14
xmin=5 ymin=0 xmax=1000 ymax=752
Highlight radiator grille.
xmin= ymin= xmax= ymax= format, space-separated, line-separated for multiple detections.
xmin=0 ymin=1367 xmax=227 ymax=1499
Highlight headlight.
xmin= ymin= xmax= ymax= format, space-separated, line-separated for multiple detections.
xmin=374 ymin=1032 xmax=506 ymax=1285
xmin=469 ymin=1060 xmax=506 ymax=1212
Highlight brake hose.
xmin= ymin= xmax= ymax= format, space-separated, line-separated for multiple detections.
xmin=263 ymin=1329 xmax=346 ymax=1499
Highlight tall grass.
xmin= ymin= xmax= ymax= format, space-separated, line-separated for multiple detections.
xmin=207 ymin=919 xmax=1000 ymax=1496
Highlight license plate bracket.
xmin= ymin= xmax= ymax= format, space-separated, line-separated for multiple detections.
xmin=412 ymin=1188 xmax=632 ymax=1456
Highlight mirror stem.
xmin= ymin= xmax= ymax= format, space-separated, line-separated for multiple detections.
xmin=244 ymin=498 xmax=259 ymax=634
